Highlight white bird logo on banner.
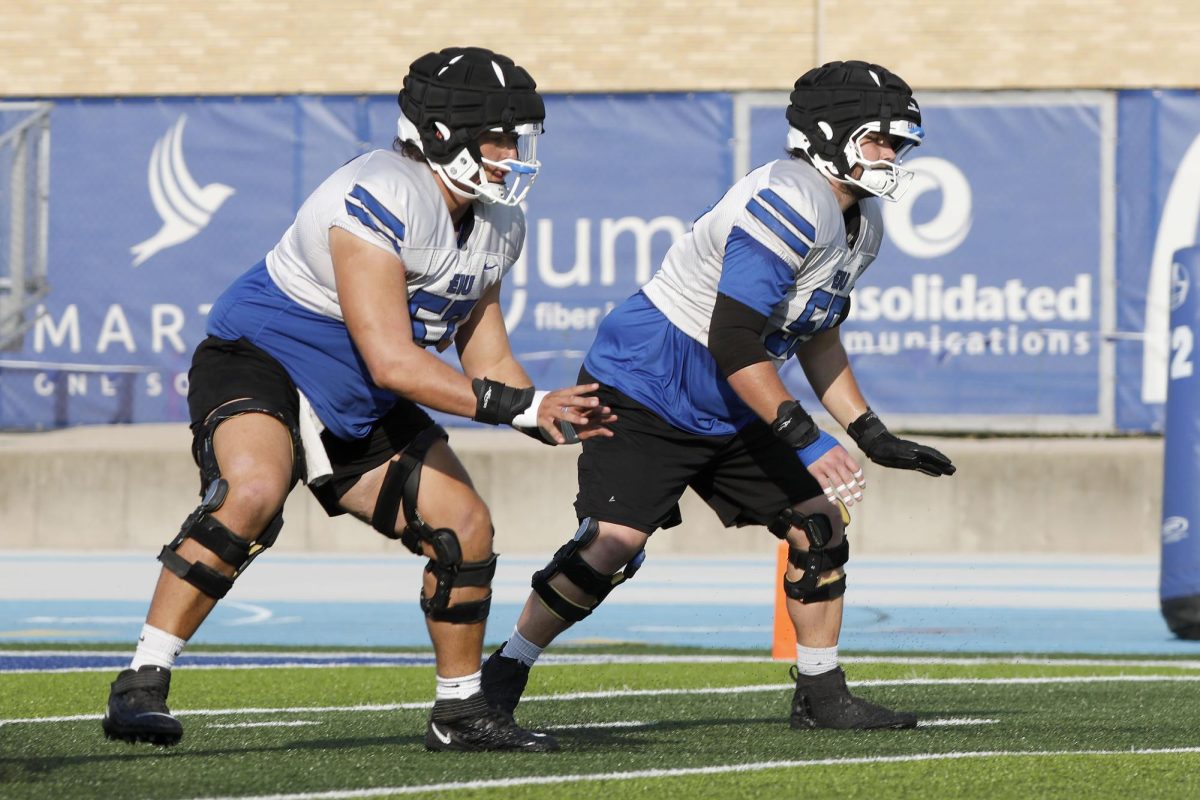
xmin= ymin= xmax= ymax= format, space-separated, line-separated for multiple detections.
xmin=131 ymin=114 xmax=234 ymax=267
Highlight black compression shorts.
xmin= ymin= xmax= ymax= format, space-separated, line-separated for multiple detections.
xmin=572 ymin=368 xmax=823 ymax=534
xmin=187 ymin=335 xmax=442 ymax=517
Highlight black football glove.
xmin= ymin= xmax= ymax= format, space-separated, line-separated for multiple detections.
xmin=847 ymin=410 xmax=956 ymax=477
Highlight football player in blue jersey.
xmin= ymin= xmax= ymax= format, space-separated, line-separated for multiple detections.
xmin=101 ymin=47 xmax=614 ymax=752
xmin=483 ymin=61 xmax=956 ymax=732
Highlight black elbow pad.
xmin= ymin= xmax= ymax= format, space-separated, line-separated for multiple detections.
xmin=708 ymin=293 xmax=771 ymax=377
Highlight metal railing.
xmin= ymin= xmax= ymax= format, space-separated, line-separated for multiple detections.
xmin=0 ymin=102 xmax=52 ymax=351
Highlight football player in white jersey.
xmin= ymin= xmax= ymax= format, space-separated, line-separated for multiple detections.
xmin=483 ymin=61 xmax=956 ymax=732
xmin=101 ymin=47 xmax=613 ymax=752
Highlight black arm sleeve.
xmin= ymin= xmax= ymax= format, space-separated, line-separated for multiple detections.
xmin=708 ymin=292 xmax=772 ymax=378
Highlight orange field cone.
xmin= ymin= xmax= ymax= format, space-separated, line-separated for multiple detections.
xmin=771 ymin=539 xmax=796 ymax=660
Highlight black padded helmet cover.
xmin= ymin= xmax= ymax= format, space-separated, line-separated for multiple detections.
xmin=398 ymin=47 xmax=545 ymax=166
xmin=786 ymin=60 xmax=922 ymax=181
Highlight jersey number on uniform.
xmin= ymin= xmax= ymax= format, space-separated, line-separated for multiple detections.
xmin=763 ymin=289 xmax=850 ymax=358
xmin=409 ymin=289 xmax=477 ymax=347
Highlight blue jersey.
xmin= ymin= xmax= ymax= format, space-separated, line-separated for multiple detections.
xmin=206 ymin=150 xmax=525 ymax=440
xmin=585 ymin=157 xmax=884 ymax=435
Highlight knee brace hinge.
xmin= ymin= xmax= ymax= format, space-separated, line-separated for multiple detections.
xmin=158 ymin=479 xmax=283 ymax=600
xmin=531 ymin=518 xmax=646 ymax=623
xmin=369 ymin=426 xmax=494 ymax=624
xmin=771 ymin=507 xmax=850 ymax=604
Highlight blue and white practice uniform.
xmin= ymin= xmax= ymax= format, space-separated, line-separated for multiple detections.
xmin=205 ymin=150 xmax=526 ymax=441
xmin=583 ymin=157 xmax=883 ymax=436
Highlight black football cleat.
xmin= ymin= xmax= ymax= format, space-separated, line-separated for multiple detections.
xmin=102 ymin=665 xmax=184 ymax=746
xmin=480 ymin=645 xmax=531 ymax=716
xmin=425 ymin=693 xmax=558 ymax=752
xmin=789 ymin=666 xmax=918 ymax=730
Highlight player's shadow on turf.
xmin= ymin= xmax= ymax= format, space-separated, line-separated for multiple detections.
xmin=548 ymin=710 xmax=968 ymax=750
xmin=1 ymin=733 xmax=431 ymax=773
xmin=549 ymin=715 xmax=785 ymax=749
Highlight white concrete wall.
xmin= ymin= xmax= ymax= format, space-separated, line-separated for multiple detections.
xmin=0 ymin=424 xmax=1164 ymax=557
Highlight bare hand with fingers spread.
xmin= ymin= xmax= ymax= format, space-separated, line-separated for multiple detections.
xmin=808 ymin=449 xmax=866 ymax=508
xmin=508 ymin=382 xmax=616 ymax=445
xmin=770 ymin=400 xmax=865 ymax=507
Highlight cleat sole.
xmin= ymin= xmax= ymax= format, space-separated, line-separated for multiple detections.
xmin=102 ymin=721 xmax=182 ymax=747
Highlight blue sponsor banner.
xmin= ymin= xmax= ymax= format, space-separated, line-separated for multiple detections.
xmin=746 ymin=94 xmax=1112 ymax=427
xmin=0 ymin=97 xmax=367 ymax=428
xmin=0 ymin=93 xmax=731 ymax=430
xmin=499 ymin=93 xmax=732 ymax=389
xmin=0 ymin=90 xmax=1190 ymax=432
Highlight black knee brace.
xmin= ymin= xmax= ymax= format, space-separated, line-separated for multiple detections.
xmin=161 ymin=398 xmax=299 ymax=599
xmin=370 ymin=425 xmax=493 ymax=624
xmin=158 ymin=478 xmax=285 ymax=599
xmin=531 ymin=518 xmax=647 ymax=623
xmin=769 ymin=507 xmax=849 ymax=604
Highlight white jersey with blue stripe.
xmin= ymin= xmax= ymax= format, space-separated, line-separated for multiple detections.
xmin=207 ymin=149 xmax=525 ymax=440
xmin=266 ymin=149 xmax=524 ymax=347
xmin=586 ymin=157 xmax=883 ymax=435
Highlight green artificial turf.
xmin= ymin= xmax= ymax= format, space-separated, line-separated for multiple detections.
xmin=2 ymin=650 xmax=1198 ymax=799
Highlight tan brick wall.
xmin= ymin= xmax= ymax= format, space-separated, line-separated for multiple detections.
xmin=1 ymin=0 xmax=1197 ymax=96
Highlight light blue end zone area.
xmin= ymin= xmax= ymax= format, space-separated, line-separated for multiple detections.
xmin=0 ymin=600 xmax=1194 ymax=660
xmin=2 ymin=552 xmax=1198 ymax=668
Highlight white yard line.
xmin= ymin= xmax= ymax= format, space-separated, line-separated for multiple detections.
xmin=1 ymin=662 xmax=438 ymax=676
xmin=0 ymin=649 xmax=434 ymax=659
xmin=511 ymin=674 xmax=1200 ymax=704
xmin=5 ymin=674 xmax=1200 ymax=727
xmin=547 ymin=718 xmax=997 ymax=731
xmin=188 ymin=747 xmax=1200 ymax=800
xmin=544 ymin=720 xmax=654 ymax=731
xmin=208 ymin=721 xmax=321 ymax=729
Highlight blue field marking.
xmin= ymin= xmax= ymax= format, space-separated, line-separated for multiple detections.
xmin=2 ymin=598 xmax=1196 ymax=661
xmin=3 ymin=553 xmax=1193 ymax=664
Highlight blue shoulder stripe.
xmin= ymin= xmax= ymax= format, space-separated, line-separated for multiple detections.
xmin=346 ymin=184 xmax=406 ymax=251
xmin=344 ymin=202 xmax=401 ymax=253
xmin=746 ymin=198 xmax=810 ymax=260
xmin=758 ymin=188 xmax=817 ymax=241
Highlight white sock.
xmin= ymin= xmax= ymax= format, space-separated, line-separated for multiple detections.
xmin=796 ymin=644 xmax=839 ymax=676
xmin=435 ymin=670 xmax=483 ymax=701
xmin=130 ymin=624 xmax=187 ymax=671
xmin=500 ymin=629 xmax=544 ymax=667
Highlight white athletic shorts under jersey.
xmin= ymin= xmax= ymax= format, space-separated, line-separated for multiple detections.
xmin=206 ymin=149 xmax=525 ymax=441
xmin=584 ymin=157 xmax=884 ymax=436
